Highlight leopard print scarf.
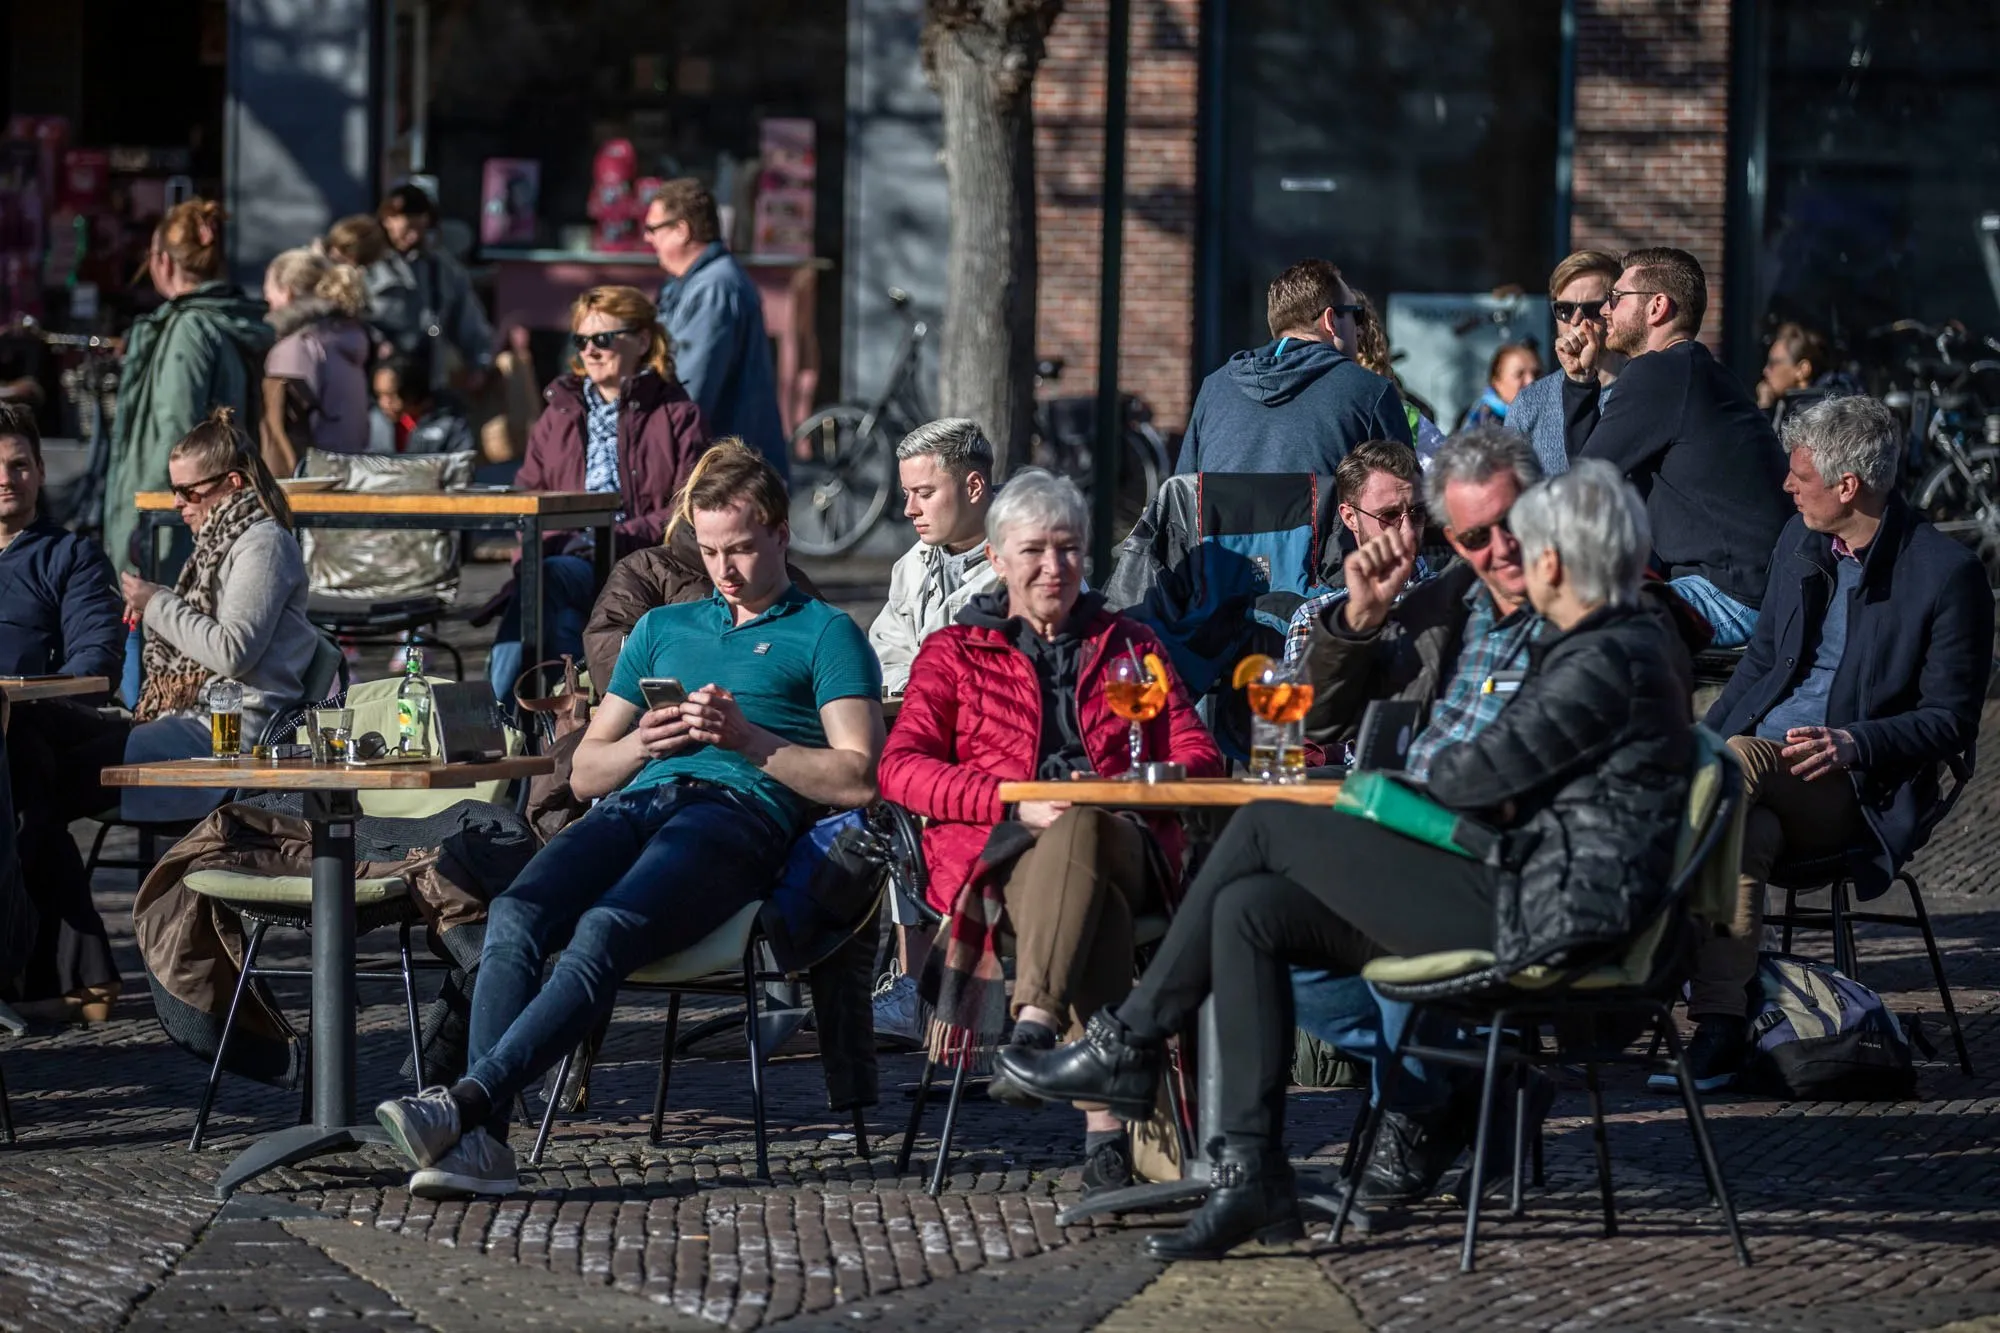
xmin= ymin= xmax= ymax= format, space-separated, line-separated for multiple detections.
xmin=135 ymin=488 xmax=271 ymax=722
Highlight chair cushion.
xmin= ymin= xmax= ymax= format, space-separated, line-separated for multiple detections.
xmin=1363 ymin=949 xmax=1497 ymax=986
xmin=184 ymin=868 xmax=408 ymax=906
xmin=627 ymin=901 xmax=763 ymax=986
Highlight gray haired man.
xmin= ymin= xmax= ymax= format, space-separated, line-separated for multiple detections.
xmin=868 ymin=418 xmax=1001 ymax=695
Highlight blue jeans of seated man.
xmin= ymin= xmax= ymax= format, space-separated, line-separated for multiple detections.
xmin=486 ymin=553 xmax=596 ymax=704
xmin=1669 ymin=574 xmax=1760 ymax=649
xmin=463 ymin=782 xmax=787 ymax=1135
xmin=1291 ymin=968 xmax=1455 ymax=1115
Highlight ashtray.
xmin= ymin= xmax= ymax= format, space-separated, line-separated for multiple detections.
xmin=1136 ymin=762 xmax=1187 ymax=784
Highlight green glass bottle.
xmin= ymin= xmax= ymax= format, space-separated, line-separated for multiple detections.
xmin=396 ymin=649 xmax=433 ymax=756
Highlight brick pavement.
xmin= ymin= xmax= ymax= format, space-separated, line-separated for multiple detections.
xmin=5 ymin=756 xmax=2000 ymax=1329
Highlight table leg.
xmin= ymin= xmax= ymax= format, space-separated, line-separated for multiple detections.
xmin=1054 ymin=997 xmax=1220 ymax=1225
xmin=212 ymin=789 xmax=389 ymax=1199
xmin=593 ymin=518 xmax=614 ymax=591
xmin=520 ymin=519 xmax=545 ymax=672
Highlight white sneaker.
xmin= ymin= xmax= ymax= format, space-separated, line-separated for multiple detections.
xmin=375 ymin=1085 xmax=463 ymax=1168
xmin=871 ymin=970 xmax=927 ymax=1048
xmin=409 ymin=1127 xmax=519 ymax=1199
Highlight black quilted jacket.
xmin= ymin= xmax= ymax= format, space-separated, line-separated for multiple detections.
xmin=1427 ymin=602 xmax=1693 ymax=972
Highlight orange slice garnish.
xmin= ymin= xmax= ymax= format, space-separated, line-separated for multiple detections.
xmin=1232 ymin=653 xmax=1273 ymax=690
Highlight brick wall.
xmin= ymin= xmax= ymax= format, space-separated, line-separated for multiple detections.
xmin=1033 ymin=0 xmax=1200 ymax=431
xmin=1570 ymin=0 xmax=1735 ymax=347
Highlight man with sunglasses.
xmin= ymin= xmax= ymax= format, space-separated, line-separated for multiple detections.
xmin=1282 ymin=438 xmax=1437 ymax=664
xmin=645 ymin=179 xmax=787 ymax=479
xmin=1504 ymin=249 xmax=1627 ymax=477
xmin=1176 ymin=259 xmax=1410 ymax=477
xmin=1562 ymin=247 xmax=1790 ymax=646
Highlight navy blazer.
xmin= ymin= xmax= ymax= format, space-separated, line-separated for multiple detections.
xmin=1706 ymin=495 xmax=1992 ymax=896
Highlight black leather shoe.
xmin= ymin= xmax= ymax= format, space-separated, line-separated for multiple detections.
xmin=989 ymin=1025 xmax=1056 ymax=1109
xmin=1143 ymin=1141 xmax=1303 ymax=1261
xmin=1340 ymin=1107 xmax=1466 ymax=1207
xmin=993 ymin=1011 xmax=1160 ymax=1121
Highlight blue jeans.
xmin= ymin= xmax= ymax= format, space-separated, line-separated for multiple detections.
xmin=1670 ymin=574 xmax=1760 ymax=649
xmin=121 ymin=716 xmax=232 ymax=823
xmin=463 ymin=782 xmax=786 ymax=1132
xmin=1291 ymin=968 xmax=1456 ymax=1114
xmin=486 ymin=554 xmax=597 ymax=704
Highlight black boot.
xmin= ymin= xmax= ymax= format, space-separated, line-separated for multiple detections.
xmin=989 ymin=1020 xmax=1056 ymax=1109
xmin=1143 ymin=1140 xmax=1303 ymax=1261
xmin=993 ymin=1011 xmax=1160 ymax=1121
xmin=1344 ymin=1106 xmax=1468 ymax=1207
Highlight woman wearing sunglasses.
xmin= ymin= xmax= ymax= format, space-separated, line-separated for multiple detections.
xmin=1503 ymin=249 xmax=1627 ymax=478
xmin=493 ymin=285 xmax=710 ymax=699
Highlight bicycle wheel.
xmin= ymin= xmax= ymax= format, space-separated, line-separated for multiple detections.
xmin=788 ymin=404 xmax=896 ymax=557
xmin=1114 ymin=430 xmax=1163 ymax=542
xmin=1914 ymin=445 xmax=2000 ymax=589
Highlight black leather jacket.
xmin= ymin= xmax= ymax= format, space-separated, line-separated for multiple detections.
xmin=1428 ymin=602 xmax=1694 ymax=971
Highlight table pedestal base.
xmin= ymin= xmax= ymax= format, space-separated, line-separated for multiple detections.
xmin=1056 ymin=1175 xmax=1210 ymax=1226
xmin=214 ymin=1121 xmax=393 ymax=1200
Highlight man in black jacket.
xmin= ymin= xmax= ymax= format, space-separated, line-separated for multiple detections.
xmin=1561 ymin=247 xmax=1791 ymax=647
xmin=1668 ymin=396 xmax=1993 ymax=1090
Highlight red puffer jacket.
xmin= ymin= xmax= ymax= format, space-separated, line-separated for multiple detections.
xmin=880 ymin=603 xmax=1225 ymax=913
xmin=517 ymin=370 xmax=711 ymax=556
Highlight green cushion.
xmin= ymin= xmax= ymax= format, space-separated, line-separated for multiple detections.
xmin=627 ymin=901 xmax=763 ymax=986
xmin=184 ymin=868 xmax=408 ymax=906
xmin=1363 ymin=949 xmax=1497 ymax=986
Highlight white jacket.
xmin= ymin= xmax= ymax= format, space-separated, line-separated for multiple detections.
xmin=868 ymin=539 xmax=1000 ymax=693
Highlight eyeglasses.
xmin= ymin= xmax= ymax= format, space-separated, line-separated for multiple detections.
xmin=1327 ymin=303 xmax=1365 ymax=319
xmin=1603 ymin=288 xmax=1662 ymax=311
xmin=570 ymin=327 xmax=640 ymax=352
xmin=169 ymin=472 xmax=234 ymax=504
xmin=1350 ymin=500 xmax=1426 ymax=529
xmin=641 ymin=216 xmax=682 ymax=237
xmin=1551 ymin=298 xmax=1607 ymax=324
xmin=1450 ymin=513 xmax=1514 ymax=552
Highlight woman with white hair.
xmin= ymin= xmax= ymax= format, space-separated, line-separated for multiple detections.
xmin=998 ymin=459 xmax=1695 ymax=1260
xmin=261 ymin=245 xmax=373 ymax=471
xmin=878 ymin=469 xmax=1223 ymax=1196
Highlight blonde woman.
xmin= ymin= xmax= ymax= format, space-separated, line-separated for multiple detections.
xmin=492 ymin=285 xmax=710 ymax=697
xmin=262 ymin=247 xmax=374 ymax=471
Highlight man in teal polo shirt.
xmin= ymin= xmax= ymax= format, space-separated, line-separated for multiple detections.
xmin=376 ymin=441 xmax=884 ymax=1198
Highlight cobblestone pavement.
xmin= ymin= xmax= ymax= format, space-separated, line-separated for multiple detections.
xmin=5 ymin=715 xmax=2000 ymax=1330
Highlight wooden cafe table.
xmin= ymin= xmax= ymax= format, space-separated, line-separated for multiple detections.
xmin=101 ymin=752 xmax=552 ymax=1199
xmin=0 ymin=675 xmax=110 ymax=733
xmin=134 ymin=489 xmax=625 ymax=668
xmin=997 ymin=773 xmax=1346 ymax=1225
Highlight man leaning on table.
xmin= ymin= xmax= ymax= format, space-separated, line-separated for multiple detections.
xmin=375 ymin=441 xmax=883 ymax=1198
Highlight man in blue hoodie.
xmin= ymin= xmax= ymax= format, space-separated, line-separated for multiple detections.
xmin=646 ymin=179 xmax=787 ymax=480
xmin=1176 ymin=259 xmax=1410 ymax=476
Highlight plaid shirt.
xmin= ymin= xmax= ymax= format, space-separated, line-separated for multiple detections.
xmin=1282 ymin=556 xmax=1436 ymax=665
xmin=1403 ymin=581 xmax=1543 ymax=780
xmin=582 ymin=380 xmax=623 ymax=515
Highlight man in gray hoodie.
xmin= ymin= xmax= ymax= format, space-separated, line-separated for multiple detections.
xmin=1175 ymin=260 xmax=1410 ymax=477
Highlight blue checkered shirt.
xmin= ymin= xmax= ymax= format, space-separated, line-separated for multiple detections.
xmin=1402 ymin=582 xmax=1543 ymax=780
xmin=582 ymin=380 xmax=623 ymax=514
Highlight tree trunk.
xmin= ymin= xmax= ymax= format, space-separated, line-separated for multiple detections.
xmin=924 ymin=1 xmax=1061 ymax=477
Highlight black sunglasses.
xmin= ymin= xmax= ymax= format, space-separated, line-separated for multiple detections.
xmin=570 ymin=327 xmax=640 ymax=352
xmin=1551 ymin=299 xmax=1607 ymax=324
xmin=1327 ymin=303 xmax=1365 ymax=319
xmin=1450 ymin=513 xmax=1513 ymax=552
xmin=1350 ymin=500 xmax=1426 ymax=529
xmin=169 ymin=471 xmax=235 ymax=504
xmin=642 ymin=216 xmax=682 ymax=237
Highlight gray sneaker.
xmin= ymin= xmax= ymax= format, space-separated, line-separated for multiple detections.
xmin=375 ymin=1085 xmax=463 ymax=1168
xmin=409 ymin=1127 xmax=519 ymax=1200
xmin=871 ymin=970 xmax=927 ymax=1048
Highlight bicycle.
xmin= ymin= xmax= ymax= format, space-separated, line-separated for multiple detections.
xmin=787 ymin=287 xmax=1171 ymax=557
xmin=1868 ymin=320 xmax=2000 ymax=587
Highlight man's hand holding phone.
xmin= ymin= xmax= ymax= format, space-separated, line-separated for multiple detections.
xmin=681 ymin=684 xmax=751 ymax=751
xmin=635 ymin=701 xmax=694 ymax=759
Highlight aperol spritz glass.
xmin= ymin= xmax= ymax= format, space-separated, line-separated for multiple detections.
xmin=1104 ymin=652 xmax=1168 ymax=778
xmin=1238 ymin=655 xmax=1315 ymax=784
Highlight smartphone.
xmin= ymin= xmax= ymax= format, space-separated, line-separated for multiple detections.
xmin=639 ymin=677 xmax=687 ymax=710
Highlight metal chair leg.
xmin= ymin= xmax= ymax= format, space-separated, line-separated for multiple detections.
xmin=649 ymin=994 xmax=682 ymax=1142
xmin=896 ymin=1053 xmax=938 ymax=1174
xmin=191 ymin=919 xmax=269 ymax=1151
xmin=1331 ymin=1003 xmax=1420 ymax=1246
xmin=743 ymin=946 xmax=770 ymax=1181
xmin=1657 ymin=1010 xmax=1751 ymax=1265
xmin=398 ymin=922 xmax=424 ymax=1092
xmin=1509 ymin=1063 xmax=1530 ymax=1219
xmin=1583 ymin=1063 xmax=1617 ymax=1238
xmin=1780 ymin=885 xmax=1797 ymax=954
xmin=926 ymin=1036 xmax=972 ymax=1197
xmin=83 ymin=822 xmax=113 ymax=884
xmin=530 ymin=1049 xmax=573 ymax=1167
xmin=1 ymin=1060 xmax=15 ymax=1143
xmin=852 ymin=1106 xmax=871 ymax=1161
xmin=1902 ymin=872 xmax=1974 ymax=1076
xmin=1829 ymin=879 xmax=1856 ymax=977
xmin=1458 ymin=1015 xmax=1509 ymax=1275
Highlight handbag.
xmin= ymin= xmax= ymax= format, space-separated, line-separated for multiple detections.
xmin=1332 ymin=769 xmax=1497 ymax=860
xmin=514 ymin=655 xmax=593 ymax=841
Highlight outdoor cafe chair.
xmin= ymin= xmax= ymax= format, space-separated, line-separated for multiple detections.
xmin=1765 ymin=746 xmax=1976 ymax=1076
xmin=1331 ymin=727 xmax=1753 ymax=1273
xmin=183 ymin=675 xmax=521 ymax=1149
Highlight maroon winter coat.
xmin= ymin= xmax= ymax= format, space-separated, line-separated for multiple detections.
xmin=879 ymin=602 xmax=1224 ymax=913
xmin=516 ymin=370 xmax=710 ymax=556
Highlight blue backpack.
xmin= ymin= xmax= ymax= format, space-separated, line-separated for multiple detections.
xmin=1741 ymin=953 xmax=1915 ymax=1101
xmin=759 ymin=809 xmax=888 ymax=974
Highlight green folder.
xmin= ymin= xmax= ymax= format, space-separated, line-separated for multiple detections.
xmin=1333 ymin=770 xmax=1496 ymax=860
